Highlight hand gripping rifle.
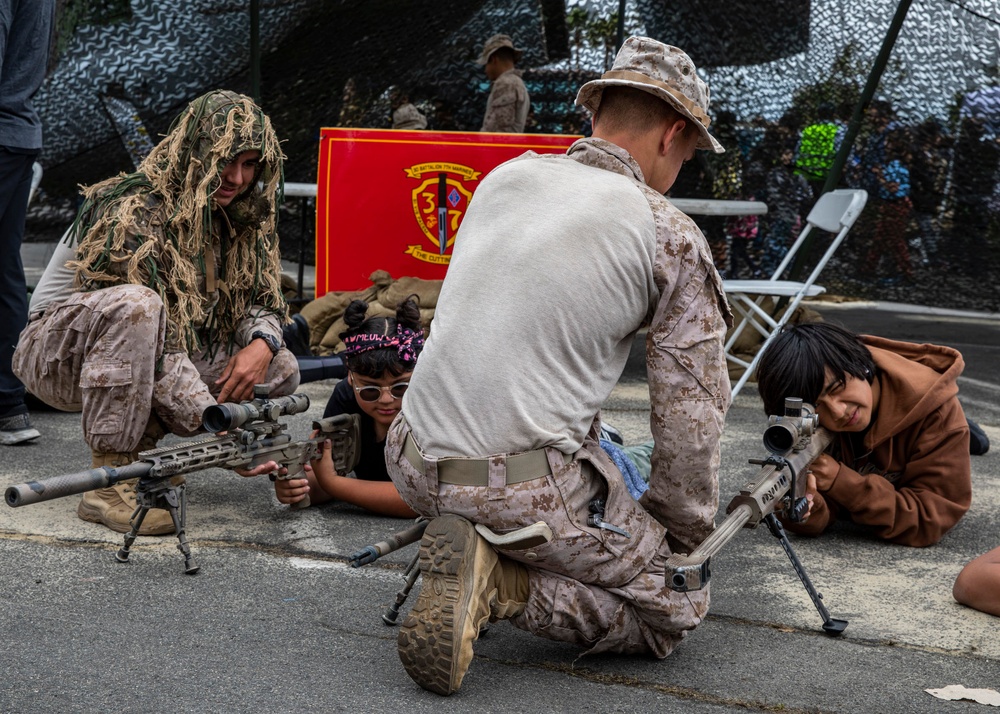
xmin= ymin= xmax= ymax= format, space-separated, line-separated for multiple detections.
xmin=665 ymin=398 xmax=849 ymax=636
xmin=5 ymin=385 xmax=360 ymax=575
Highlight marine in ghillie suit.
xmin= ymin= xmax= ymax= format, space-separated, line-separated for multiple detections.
xmin=13 ymin=90 xmax=300 ymax=535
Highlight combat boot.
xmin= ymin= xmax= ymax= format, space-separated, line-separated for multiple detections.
xmin=488 ymin=554 xmax=529 ymax=621
xmin=77 ymin=450 xmax=175 ymax=535
xmin=397 ymin=515 xmax=528 ymax=696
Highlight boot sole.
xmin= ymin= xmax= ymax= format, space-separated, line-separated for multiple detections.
xmin=77 ymin=499 xmax=176 ymax=536
xmin=398 ymin=516 xmax=480 ymax=696
xmin=0 ymin=427 xmax=41 ymax=445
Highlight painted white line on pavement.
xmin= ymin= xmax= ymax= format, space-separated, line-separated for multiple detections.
xmin=958 ymin=376 xmax=1000 ymax=392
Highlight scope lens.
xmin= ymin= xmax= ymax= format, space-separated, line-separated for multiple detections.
xmin=202 ymin=403 xmax=251 ymax=432
xmin=763 ymin=424 xmax=795 ymax=454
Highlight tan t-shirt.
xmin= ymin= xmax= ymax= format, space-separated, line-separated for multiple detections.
xmin=402 ymin=137 xmax=731 ymax=550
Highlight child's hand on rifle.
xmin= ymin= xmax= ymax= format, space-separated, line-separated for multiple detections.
xmin=234 ymin=460 xmax=283 ymax=479
xmin=310 ymin=434 xmax=337 ymax=478
xmin=798 ymin=454 xmax=837 ymax=521
xmin=272 ymin=433 xmax=333 ymax=506
xmin=274 ymin=470 xmax=310 ymax=504
xmin=799 ymin=471 xmax=818 ymax=521
xmin=810 ymin=453 xmax=839 ymax=491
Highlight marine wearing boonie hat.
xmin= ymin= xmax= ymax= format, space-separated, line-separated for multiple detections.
xmin=576 ymin=36 xmax=724 ymax=154
xmin=476 ymin=33 xmax=523 ymax=65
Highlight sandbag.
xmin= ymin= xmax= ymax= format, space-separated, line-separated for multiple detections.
xmin=296 ymin=270 xmax=441 ymax=355
xmin=299 ymin=289 xmax=365 ymax=350
xmin=380 ymin=275 xmax=442 ymax=310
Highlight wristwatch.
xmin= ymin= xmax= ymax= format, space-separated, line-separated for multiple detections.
xmin=251 ymin=330 xmax=281 ymax=357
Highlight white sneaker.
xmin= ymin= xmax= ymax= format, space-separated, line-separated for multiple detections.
xmin=0 ymin=412 xmax=40 ymax=445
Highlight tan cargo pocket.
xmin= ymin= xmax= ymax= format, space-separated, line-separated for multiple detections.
xmin=79 ymin=361 xmax=133 ymax=434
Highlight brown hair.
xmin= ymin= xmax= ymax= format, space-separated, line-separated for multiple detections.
xmin=594 ymin=86 xmax=685 ymax=136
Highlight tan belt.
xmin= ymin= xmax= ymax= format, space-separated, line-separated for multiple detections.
xmin=402 ymin=433 xmax=555 ymax=486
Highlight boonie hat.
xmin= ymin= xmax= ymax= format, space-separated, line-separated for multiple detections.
xmin=476 ymin=34 xmax=523 ymax=65
xmin=576 ymin=36 xmax=724 ymax=153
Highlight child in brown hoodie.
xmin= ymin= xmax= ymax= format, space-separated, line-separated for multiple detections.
xmin=755 ymin=321 xmax=974 ymax=547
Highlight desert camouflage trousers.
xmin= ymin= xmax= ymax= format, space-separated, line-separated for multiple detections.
xmin=13 ymin=285 xmax=299 ymax=453
xmin=385 ymin=415 xmax=710 ymax=658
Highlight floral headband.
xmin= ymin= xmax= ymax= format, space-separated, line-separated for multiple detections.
xmin=341 ymin=324 xmax=425 ymax=363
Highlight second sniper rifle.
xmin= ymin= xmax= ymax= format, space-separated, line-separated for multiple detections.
xmin=5 ymin=385 xmax=360 ymax=575
xmin=666 ymin=397 xmax=849 ymax=636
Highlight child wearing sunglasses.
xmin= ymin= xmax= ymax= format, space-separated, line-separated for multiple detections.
xmin=272 ymin=297 xmax=421 ymax=517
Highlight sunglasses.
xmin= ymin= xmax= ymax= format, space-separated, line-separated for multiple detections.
xmin=352 ymin=381 xmax=409 ymax=402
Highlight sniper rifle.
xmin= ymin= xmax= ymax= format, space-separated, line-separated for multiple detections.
xmin=665 ymin=397 xmax=849 ymax=635
xmin=5 ymin=385 xmax=360 ymax=574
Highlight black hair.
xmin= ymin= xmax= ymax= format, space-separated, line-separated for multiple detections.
xmin=756 ymin=322 xmax=876 ymax=416
xmin=338 ymin=295 xmax=423 ymax=378
xmin=754 ymin=125 xmax=798 ymax=168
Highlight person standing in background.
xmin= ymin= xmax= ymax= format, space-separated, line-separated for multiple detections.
xmin=868 ymin=129 xmax=914 ymax=283
xmin=477 ymin=33 xmax=530 ymax=133
xmin=389 ymin=86 xmax=427 ymax=131
xmin=0 ymin=0 xmax=55 ymax=445
xmin=908 ymin=119 xmax=948 ymax=265
xmin=758 ymin=129 xmax=812 ymax=276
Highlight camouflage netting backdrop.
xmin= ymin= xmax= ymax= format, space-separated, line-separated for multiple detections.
xmin=26 ymin=0 xmax=1000 ymax=312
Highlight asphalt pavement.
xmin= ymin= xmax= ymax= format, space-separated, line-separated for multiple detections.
xmin=2 ymin=242 xmax=998 ymax=713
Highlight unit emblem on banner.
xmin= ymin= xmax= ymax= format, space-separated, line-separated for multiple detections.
xmin=405 ymin=162 xmax=479 ymax=264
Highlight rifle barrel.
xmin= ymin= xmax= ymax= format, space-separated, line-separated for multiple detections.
xmin=6 ymin=462 xmax=152 ymax=507
xmin=687 ymin=504 xmax=754 ymax=562
xmin=350 ymin=519 xmax=429 ymax=567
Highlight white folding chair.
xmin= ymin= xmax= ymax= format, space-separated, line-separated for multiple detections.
xmin=723 ymin=188 xmax=868 ymax=398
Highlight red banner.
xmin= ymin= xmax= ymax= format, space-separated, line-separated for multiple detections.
xmin=315 ymin=128 xmax=579 ymax=296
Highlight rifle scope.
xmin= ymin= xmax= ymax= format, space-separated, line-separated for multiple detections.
xmin=762 ymin=397 xmax=819 ymax=455
xmin=202 ymin=392 xmax=310 ymax=433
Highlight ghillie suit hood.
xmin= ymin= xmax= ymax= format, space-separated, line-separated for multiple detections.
xmin=70 ymin=89 xmax=287 ymax=355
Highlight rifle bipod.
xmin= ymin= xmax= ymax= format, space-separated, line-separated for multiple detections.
xmin=349 ymin=519 xmax=429 ymax=626
xmin=763 ymin=514 xmax=847 ymax=635
xmin=115 ymin=478 xmax=199 ymax=575
xmin=382 ymin=549 xmax=421 ymax=625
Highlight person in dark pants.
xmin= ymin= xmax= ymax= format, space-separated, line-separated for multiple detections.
xmin=950 ymin=117 xmax=999 ymax=278
xmin=0 ymin=0 xmax=55 ymax=445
